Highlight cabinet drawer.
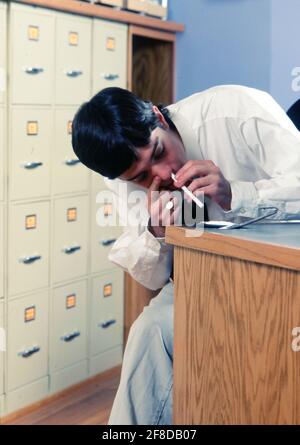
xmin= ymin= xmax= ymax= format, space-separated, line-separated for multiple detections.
xmin=51 ymin=280 xmax=87 ymax=371
xmin=91 ymin=224 xmax=122 ymax=274
xmin=0 ymin=204 xmax=4 ymax=299
xmin=0 ymin=108 xmax=4 ymax=201
xmin=53 ymin=196 xmax=88 ymax=283
xmin=0 ymin=300 xmax=4 ymax=395
xmin=90 ymin=269 xmax=124 ymax=356
xmin=89 ymin=346 xmax=123 ymax=378
xmin=91 ymin=180 xmax=122 ymax=273
xmin=92 ymin=19 xmax=127 ymax=94
xmin=10 ymin=4 xmax=55 ymax=104
xmin=5 ymin=377 xmax=48 ymax=416
xmin=50 ymin=361 xmax=88 ymax=394
xmin=91 ymin=192 xmax=122 ymax=273
xmin=53 ymin=109 xmax=89 ymax=195
xmin=0 ymin=3 xmax=6 ymax=104
xmin=7 ymin=290 xmax=49 ymax=391
xmin=10 ymin=108 xmax=52 ymax=200
xmin=91 ymin=171 xmax=108 ymax=195
xmin=55 ymin=13 xmax=92 ymax=105
xmin=8 ymin=201 xmax=50 ymax=296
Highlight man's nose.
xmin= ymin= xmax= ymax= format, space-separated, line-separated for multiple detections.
xmin=151 ymin=165 xmax=172 ymax=182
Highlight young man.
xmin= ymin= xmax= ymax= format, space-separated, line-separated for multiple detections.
xmin=72 ymin=85 xmax=300 ymax=425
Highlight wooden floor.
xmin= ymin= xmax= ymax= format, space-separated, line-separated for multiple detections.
xmin=2 ymin=367 xmax=121 ymax=425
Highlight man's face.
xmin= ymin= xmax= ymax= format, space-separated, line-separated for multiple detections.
xmin=119 ymin=125 xmax=187 ymax=190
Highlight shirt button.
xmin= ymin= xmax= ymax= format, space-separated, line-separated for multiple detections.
xmin=240 ymin=207 xmax=246 ymax=214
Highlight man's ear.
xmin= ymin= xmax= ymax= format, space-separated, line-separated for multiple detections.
xmin=152 ymin=105 xmax=169 ymax=130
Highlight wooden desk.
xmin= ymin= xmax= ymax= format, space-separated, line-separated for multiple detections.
xmin=166 ymin=224 xmax=300 ymax=425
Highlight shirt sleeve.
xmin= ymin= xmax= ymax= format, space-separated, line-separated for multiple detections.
xmin=104 ymin=177 xmax=174 ymax=291
xmin=227 ymin=117 xmax=300 ymax=219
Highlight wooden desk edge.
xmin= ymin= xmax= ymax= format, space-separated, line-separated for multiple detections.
xmin=166 ymin=226 xmax=300 ymax=272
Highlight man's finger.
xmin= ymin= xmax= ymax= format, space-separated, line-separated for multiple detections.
xmin=147 ymin=189 xmax=172 ymax=224
xmin=175 ymin=163 xmax=213 ymax=187
xmin=148 ymin=176 xmax=161 ymax=193
xmin=174 ymin=160 xmax=210 ymax=180
xmin=161 ymin=196 xmax=178 ymax=226
xmin=171 ymin=203 xmax=182 ymax=226
xmin=175 ymin=161 xmax=214 ymax=184
xmin=147 ymin=176 xmax=162 ymax=208
xmin=187 ymin=175 xmax=212 ymax=196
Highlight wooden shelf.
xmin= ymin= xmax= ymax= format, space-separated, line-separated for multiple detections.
xmin=15 ymin=0 xmax=185 ymax=33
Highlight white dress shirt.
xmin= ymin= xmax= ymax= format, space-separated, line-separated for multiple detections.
xmin=104 ymin=85 xmax=300 ymax=290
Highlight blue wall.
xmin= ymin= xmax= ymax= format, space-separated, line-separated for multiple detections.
xmin=270 ymin=0 xmax=300 ymax=110
xmin=168 ymin=0 xmax=271 ymax=102
xmin=168 ymin=0 xmax=300 ymax=112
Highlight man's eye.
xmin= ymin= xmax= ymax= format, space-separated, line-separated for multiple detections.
xmin=154 ymin=146 xmax=165 ymax=160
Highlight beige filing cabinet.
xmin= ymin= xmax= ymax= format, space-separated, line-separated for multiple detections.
xmin=92 ymin=18 xmax=127 ymax=94
xmin=0 ymin=1 xmax=6 ymax=311
xmin=0 ymin=299 xmax=4 ymax=415
xmin=91 ymin=173 xmax=123 ymax=274
xmin=1 ymin=0 xmax=131 ymax=418
xmin=53 ymin=109 xmax=89 ymax=195
xmin=89 ymin=269 xmax=124 ymax=377
xmin=10 ymin=5 xmax=55 ymax=105
xmin=6 ymin=290 xmax=49 ymax=413
xmin=55 ymin=14 xmax=91 ymax=105
xmin=7 ymin=291 xmax=49 ymax=392
xmin=0 ymin=4 xmax=6 ymax=414
xmin=90 ymin=269 xmax=124 ymax=356
xmin=0 ymin=107 xmax=4 ymax=205
xmin=52 ymin=195 xmax=89 ymax=284
xmin=8 ymin=201 xmax=50 ymax=296
xmin=0 ymin=3 xmax=6 ymax=204
xmin=10 ymin=108 xmax=52 ymax=200
xmin=0 ymin=0 xmax=183 ymax=420
xmin=0 ymin=2 xmax=7 ymax=106
xmin=0 ymin=300 xmax=4 ymax=397
xmin=0 ymin=204 xmax=4 ymax=299
xmin=50 ymin=280 xmax=88 ymax=392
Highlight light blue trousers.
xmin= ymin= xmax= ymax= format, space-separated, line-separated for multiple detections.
xmin=108 ymin=281 xmax=174 ymax=425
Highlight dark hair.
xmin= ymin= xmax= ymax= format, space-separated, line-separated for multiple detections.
xmin=71 ymin=87 xmax=175 ymax=179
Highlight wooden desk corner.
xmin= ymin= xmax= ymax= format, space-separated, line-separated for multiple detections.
xmin=166 ymin=225 xmax=300 ymax=425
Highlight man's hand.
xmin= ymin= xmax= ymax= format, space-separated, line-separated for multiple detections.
xmin=147 ymin=176 xmax=180 ymax=238
xmin=174 ymin=160 xmax=232 ymax=211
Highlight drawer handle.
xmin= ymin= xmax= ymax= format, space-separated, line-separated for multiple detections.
xmin=61 ymin=331 xmax=81 ymax=342
xmin=20 ymin=255 xmax=42 ymax=264
xmin=22 ymin=161 xmax=43 ymax=170
xmin=99 ymin=319 xmax=116 ymax=329
xmin=63 ymin=245 xmax=81 ymax=255
xmin=64 ymin=70 xmax=83 ymax=78
xmin=101 ymin=239 xmax=117 ymax=247
xmin=24 ymin=67 xmax=44 ymax=75
xmin=18 ymin=345 xmax=41 ymax=358
xmin=64 ymin=159 xmax=81 ymax=166
xmin=101 ymin=73 xmax=120 ymax=81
